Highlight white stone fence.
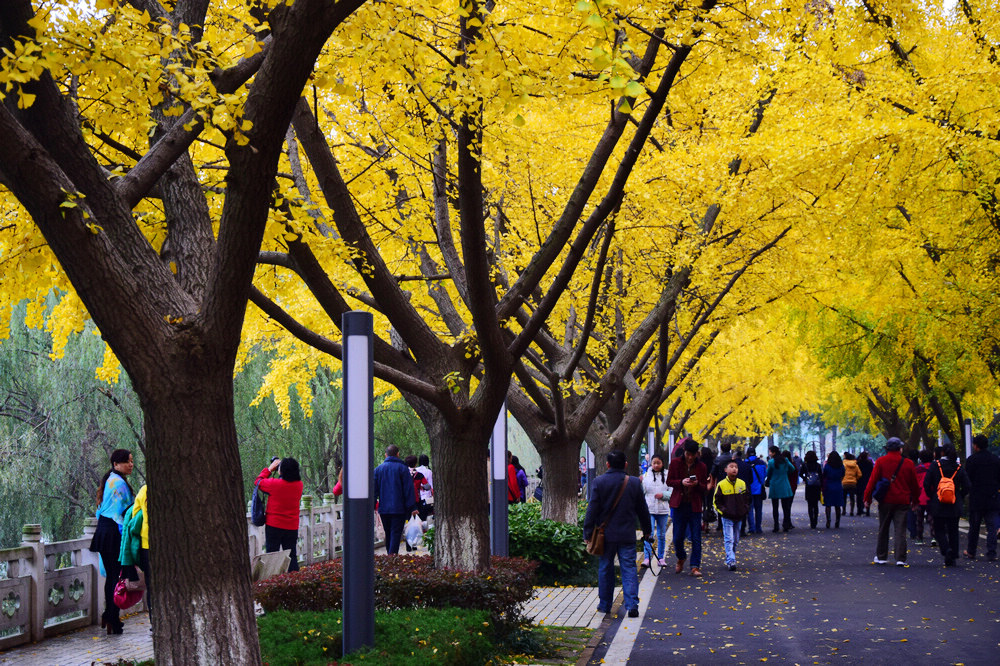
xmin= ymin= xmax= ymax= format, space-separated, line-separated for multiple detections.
xmin=0 ymin=494 xmax=347 ymax=652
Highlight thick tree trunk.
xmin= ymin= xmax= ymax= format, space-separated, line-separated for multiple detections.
xmin=142 ymin=370 xmax=260 ymax=666
xmin=538 ymin=441 xmax=582 ymax=524
xmin=422 ymin=417 xmax=491 ymax=571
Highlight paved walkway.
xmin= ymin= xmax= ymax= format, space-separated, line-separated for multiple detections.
xmin=0 ymin=610 xmax=153 ymax=666
xmin=589 ymin=503 xmax=1000 ymax=665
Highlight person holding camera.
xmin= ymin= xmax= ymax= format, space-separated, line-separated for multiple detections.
xmin=667 ymin=438 xmax=709 ymax=577
xmin=257 ymin=457 xmax=304 ymax=571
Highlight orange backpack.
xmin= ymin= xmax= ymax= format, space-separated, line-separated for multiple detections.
xmin=935 ymin=461 xmax=959 ymax=505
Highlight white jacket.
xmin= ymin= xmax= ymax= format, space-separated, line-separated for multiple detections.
xmin=643 ymin=468 xmax=671 ymax=515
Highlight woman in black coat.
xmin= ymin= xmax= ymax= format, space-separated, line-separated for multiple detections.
xmin=856 ymin=452 xmax=874 ymax=516
xmin=923 ymin=445 xmax=971 ymax=567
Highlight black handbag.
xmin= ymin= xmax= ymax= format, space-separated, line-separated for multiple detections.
xmin=251 ymin=479 xmax=267 ymax=526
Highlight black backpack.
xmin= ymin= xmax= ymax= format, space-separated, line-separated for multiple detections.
xmin=251 ymin=479 xmax=267 ymax=526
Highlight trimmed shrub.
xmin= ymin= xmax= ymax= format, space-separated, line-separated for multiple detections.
xmin=254 ymin=555 xmax=537 ymax=626
xmin=508 ymin=502 xmax=587 ymax=579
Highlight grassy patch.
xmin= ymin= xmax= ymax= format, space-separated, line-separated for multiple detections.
xmin=505 ymin=625 xmax=595 ymax=665
xmin=258 ymin=607 xmax=498 ymax=665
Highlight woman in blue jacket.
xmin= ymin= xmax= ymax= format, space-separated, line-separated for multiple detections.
xmin=765 ymin=446 xmax=795 ymax=532
xmin=823 ymin=451 xmax=846 ymax=529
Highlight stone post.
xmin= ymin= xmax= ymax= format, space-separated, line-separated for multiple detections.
xmin=22 ymin=525 xmax=44 ymax=642
xmin=81 ymin=518 xmax=101 ymax=625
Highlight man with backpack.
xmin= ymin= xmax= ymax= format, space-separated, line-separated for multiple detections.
xmin=965 ymin=435 xmax=1000 ymax=561
xmin=923 ymin=445 xmax=970 ymax=567
xmin=864 ymin=437 xmax=920 ymax=566
xmin=746 ymin=448 xmax=767 ymax=534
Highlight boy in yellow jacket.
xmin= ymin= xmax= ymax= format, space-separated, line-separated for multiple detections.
xmin=715 ymin=461 xmax=750 ymax=571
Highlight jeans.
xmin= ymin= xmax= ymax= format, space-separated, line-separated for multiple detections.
xmin=597 ymin=540 xmax=639 ymax=612
xmin=643 ymin=513 xmax=669 ymax=562
xmin=876 ymin=503 xmax=909 ymax=562
xmin=721 ymin=517 xmax=740 ymax=566
xmin=967 ymin=508 xmax=999 ymax=559
xmin=380 ymin=513 xmax=407 ymax=555
xmin=749 ymin=495 xmax=764 ymax=532
xmin=671 ymin=505 xmax=702 ymax=567
xmin=265 ymin=524 xmax=300 ymax=571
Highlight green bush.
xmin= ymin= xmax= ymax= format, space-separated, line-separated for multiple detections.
xmin=253 ymin=555 xmax=537 ymax=628
xmin=508 ymin=503 xmax=588 ymax=580
xmin=258 ymin=607 xmax=497 ymax=665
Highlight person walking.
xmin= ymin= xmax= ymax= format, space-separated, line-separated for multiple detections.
xmin=641 ymin=454 xmax=671 ymax=567
xmin=964 ymin=435 xmax=1000 ymax=561
xmin=822 ymin=451 xmax=845 ymax=529
xmin=912 ymin=449 xmax=934 ymax=546
xmin=863 ymin=438 xmax=919 ymax=566
xmin=507 ymin=450 xmax=522 ymax=505
xmin=415 ymin=454 xmax=434 ymax=520
xmin=923 ymin=445 xmax=971 ymax=567
xmin=89 ymin=449 xmax=135 ymax=634
xmin=747 ymin=449 xmax=767 ymax=534
xmin=667 ymin=439 xmax=709 ymax=577
xmin=258 ymin=456 xmax=304 ymax=571
xmin=800 ymin=450 xmax=822 ymax=529
xmin=856 ymin=452 xmax=874 ymax=516
xmin=842 ymin=453 xmax=861 ymax=516
xmin=711 ymin=442 xmax=735 ymax=533
xmin=765 ymin=445 xmax=795 ymax=532
xmin=583 ymin=451 xmax=651 ymax=617
xmin=512 ymin=455 xmax=529 ymax=504
xmin=118 ymin=484 xmax=150 ymax=618
xmin=735 ymin=450 xmax=754 ymax=537
xmin=714 ymin=460 xmax=750 ymax=571
xmin=374 ymin=445 xmax=419 ymax=555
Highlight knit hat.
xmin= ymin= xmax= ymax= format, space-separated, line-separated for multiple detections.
xmin=885 ymin=437 xmax=903 ymax=451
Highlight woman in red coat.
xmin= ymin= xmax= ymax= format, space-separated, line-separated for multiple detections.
xmin=257 ymin=457 xmax=304 ymax=571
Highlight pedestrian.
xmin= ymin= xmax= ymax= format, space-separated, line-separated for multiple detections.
xmin=856 ymin=451 xmax=874 ymax=516
xmin=415 ymin=454 xmax=434 ymax=519
xmin=912 ymin=449 xmax=934 ymax=546
xmin=89 ymin=448 xmax=135 ymax=635
xmin=765 ymin=445 xmax=795 ymax=532
xmin=800 ymin=450 xmax=822 ymax=529
xmin=404 ymin=455 xmax=429 ymax=552
xmin=512 ymin=455 xmax=529 ymax=504
xmin=258 ymin=456 xmax=304 ymax=571
xmin=667 ymin=438 xmax=709 ymax=577
xmin=746 ymin=449 xmax=767 ymax=534
xmin=374 ymin=445 xmax=419 ymax=555
xmin=701 ymin=446 xmax=718 ymax=532
xmin=583 ymin=450 xmax=651 ymax=617
xmin=923 ymin=445 xmax=970 ymax=567
xmin=714 ymin=460 xmax=750 ymax=571
xmin=823 ymin=451 xmax=845 ymax=529
xmin=641 ymin=453 xmax=671 ymax=568
xmin=711 ymin=442 xmax=735 ymax=533
xmin=863 ymin=437 xmax=919 ymax=566
xmin=963 ymin=435 xmax=1000 ymax=561
xmin=784 ymin=450 xmax=799 ymax=496
xmin=735 ymin=450 xmax=754 ymax=537
xmin=842 ymin=452 xmax=861 ymax=516
xmin=507 ymin=450 xmax=522 ymax=505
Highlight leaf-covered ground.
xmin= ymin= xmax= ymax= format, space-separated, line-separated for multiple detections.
xmin=590 ymin=503 xmax=1000 ymax=664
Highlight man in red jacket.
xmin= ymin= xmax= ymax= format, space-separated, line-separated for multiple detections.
xmin=864 ymin=437 xmax=920 ymax=566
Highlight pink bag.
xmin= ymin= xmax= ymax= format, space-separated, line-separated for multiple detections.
xmin=113 ymin=570 xmax=146 ymax=610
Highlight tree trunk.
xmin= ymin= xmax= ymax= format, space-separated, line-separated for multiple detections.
xmin=422 ymin=417 xmax=491 ymax=571
xmin=143 ymin=370 xmax=260 ymax=666
xmin=538 ymin=441 xmax=582 ymax=524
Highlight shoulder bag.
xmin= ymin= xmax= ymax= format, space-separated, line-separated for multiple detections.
xmin=872 ymin=457 xmax=905 ymax=503
xmin=586 ymin=477 xmax=630 ymax=556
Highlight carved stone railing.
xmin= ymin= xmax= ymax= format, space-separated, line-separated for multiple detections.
xmin=0 ymin=494 xmax=349 ymax=651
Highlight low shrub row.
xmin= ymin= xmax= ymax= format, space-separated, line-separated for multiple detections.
xmin=253 ymin=555 xmax=537 ymax=625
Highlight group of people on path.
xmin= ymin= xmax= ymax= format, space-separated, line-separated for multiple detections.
xmin=584 ymin=433 xmax=1000 ymax=618
xmin=372 ymin=445 xmax=434 ymax=554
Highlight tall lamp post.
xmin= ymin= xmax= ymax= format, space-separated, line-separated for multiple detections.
xmin=342 ymin=312 xmax=374 ymax=656
xmin=490 ymin=402 xmax=509 ymax=556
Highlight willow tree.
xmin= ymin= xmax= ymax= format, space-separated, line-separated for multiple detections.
xmin=0 ymin=1 xmax=367 ymax=663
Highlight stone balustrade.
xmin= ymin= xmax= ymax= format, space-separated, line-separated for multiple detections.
xmin=0 ymin=494 xmax=348 ymax=651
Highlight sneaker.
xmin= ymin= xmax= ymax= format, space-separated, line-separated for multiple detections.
xmin=627 ymin=608 xmax=639 ymax=618
xmin=895 ymin=561 xmax=908 ymax=567
xmin=930 ymin=539 xmax=938 ymax=547
xmin=658 ymin=558 xmax=667 ymax=567
xmin=873 ymin=557 xmax=888 ymax=565
xmin=728 ymin=564 xmax=737 ymax=571
xmin=964 ymin=551 xmax=975 ymax=560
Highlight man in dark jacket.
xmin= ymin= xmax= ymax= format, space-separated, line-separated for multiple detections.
xmin=924 ymin=445 xmax=971 ymax=567
xmin=746 ymin=449 xmax=767 ymax=534
xmin=374 ymin=445 xmax=419 ymax=555
xmin=735 ymin=451 xmax=754 ymax=537
xmin=667 ymin=439 xmax=710 ymax=576
xmin=583 ymin=450 xmax=651 ymax=618
xmin=864 ymin=437 xmax=920 ymax=566
xmin=711 ymin=442 xmax=735 ymax=532
xmin=964 ymin=435 xmax=1000 ymax=561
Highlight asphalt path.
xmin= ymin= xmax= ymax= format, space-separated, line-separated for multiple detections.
xmin=588 ymin=502 xmax=1000 ymax=665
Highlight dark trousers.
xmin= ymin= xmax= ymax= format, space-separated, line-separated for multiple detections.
xmin=806 ymin=498 xmax=820 ymax=528
xmin=967 ymin=508 xmax=999 ymax=559
xmin=749 ymin=495 xmax=764 ymax=533
xmin=876 ymin=503 xmax=909 ymax=562
xmin=265 ymin=525 xmax=300 ymax=571
xmin=98 ymin=548 xmax=122 ymax=625
xmin=380 ymin=513 xmax=407 ymax=555
xmin=856 ymin=486 xmax=870 ymax=515
xmin=771 ymin=497 xmax=793 ymax=530
xmin=138 ymin=548 xmax=152 ymax=615
xmin=933 ymin=515 xmax=961 ymax=563
xmin=844 ymin=487 xmax=856 ymax=514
